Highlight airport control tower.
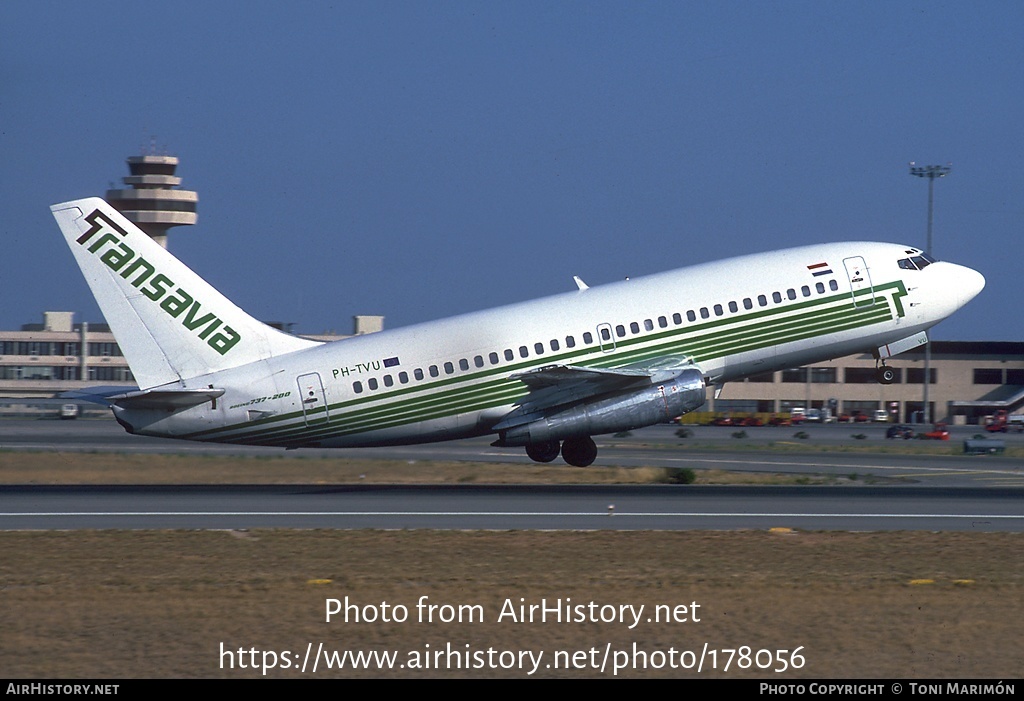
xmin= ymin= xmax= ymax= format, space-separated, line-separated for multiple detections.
xmin=105 ymin=149 xmax=198 ymax=248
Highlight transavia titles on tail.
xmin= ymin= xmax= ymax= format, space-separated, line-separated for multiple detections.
xmin=52 ymin=198 xmax=984 ymax=467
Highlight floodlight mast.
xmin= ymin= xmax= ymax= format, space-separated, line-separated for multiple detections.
xmin=908 ymin=162 xmax=952 ymax=425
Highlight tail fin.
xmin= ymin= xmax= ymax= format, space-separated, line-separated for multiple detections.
xmin=51 ymin=198 xmax=321 ymax=389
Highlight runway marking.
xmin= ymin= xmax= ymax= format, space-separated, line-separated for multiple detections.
xmin=3 ymin=511 xmax=1023 ymax=519
xmin=889 ymin=471 xmax=982 ymax=477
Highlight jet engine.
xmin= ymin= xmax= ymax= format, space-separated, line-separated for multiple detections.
xmin=499 ymin=368 xmax=705 ymax=446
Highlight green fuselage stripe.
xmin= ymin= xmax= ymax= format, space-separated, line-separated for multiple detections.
xmin=183 ymin=282 xmax=905 ymax=445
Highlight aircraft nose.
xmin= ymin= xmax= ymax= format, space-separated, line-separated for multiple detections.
xmin=954 ymin=264 xmax=986 ymax=308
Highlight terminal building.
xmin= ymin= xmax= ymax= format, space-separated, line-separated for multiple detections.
xmin=0 ymin=312 xmax=382 ymax=402
xmin=705 ymin=341 xmax=1024 ymax=425
xmin=1 ymin=310 xmax=1020 ymax=425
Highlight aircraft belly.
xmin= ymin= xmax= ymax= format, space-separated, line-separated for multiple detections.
xmin=314 ymin=413 xmax=491 ymax=448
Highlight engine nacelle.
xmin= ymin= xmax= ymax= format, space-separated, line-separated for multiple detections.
xmin=500 ymin=368 xmax=706 ymax=446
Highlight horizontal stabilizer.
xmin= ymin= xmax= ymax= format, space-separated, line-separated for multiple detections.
xmin=60 ymin=386 xmax=140 ymax=405
xmin=109 ymin=388 xmax=225 ymax=411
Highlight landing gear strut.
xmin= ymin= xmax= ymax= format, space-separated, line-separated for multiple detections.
xmin=525 ymin=440 xmax=560 ymax=463
xmin=561 ymin=436 xmax=598 ymax=467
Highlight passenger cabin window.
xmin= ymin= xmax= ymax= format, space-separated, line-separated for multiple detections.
xmin=489 ymin=352 xmax=499 ymax=364
xmin=686 ymin=310 xmax=696 ymax=322
xmin=758 ymin=294 xmax=768 ymax=307
xmin=474 ymin=356 xmax=484 ymax=368
xmin=584 ymin=332 xmax=594 ymax=344
xmin=383 ymin=374 xmax=394 ymax=387
xmin=700 ymin=307 xmax=710 ymax=319
xmin=815 ymin=282 xmax=825 ymax=294
xmin=414 ymin=368 xmax=424 ymax=381
xmin=728 ymin=301 xmax=738 ymax=313
xmin=713 ymin=304 xmax=723 ymax=316
xmin=743 ymin=298 xmax=753 ymax=310
xmin=368 ymin=378 xmax=378 ymax=390
xmin=459 ymin=358 xmax=469 ymax=371
xmin=444 ymin=361 xmax=454 ymax=374
xmin=672 ymin=313 xmax=682 ymax=324
xmin=629 ymin=322 xmax=639 ymax=334
xmin=504 ymin=349 xmax=514 ymax=361
xmin=519 ymin=346 xmax=529 ymax=358
xmin=772 ymin=292 xmax=782 ymax=303
xmin=534 ymin=342 xmax=544 ymax=355
xmin=353 ymin=381 xmax=363 ymax=394
xmin=565 ymin=336 xmax=576 ymax=348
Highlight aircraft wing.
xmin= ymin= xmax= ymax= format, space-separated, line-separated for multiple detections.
xmin=493 ymin=364 xmax=684 ymax=431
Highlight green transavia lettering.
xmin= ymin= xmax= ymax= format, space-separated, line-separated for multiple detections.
xmin=76 ymin=209 xmax=240 ymax=355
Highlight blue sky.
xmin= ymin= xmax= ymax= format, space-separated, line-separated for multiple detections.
xmin=2 ymin=1 xmax=1020 ymax=341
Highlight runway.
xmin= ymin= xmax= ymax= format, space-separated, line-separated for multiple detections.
xmin=2 ymin=484 xmax=1023 ymax=531
xmin=2 ymin=419 xmax=1023 ymax=531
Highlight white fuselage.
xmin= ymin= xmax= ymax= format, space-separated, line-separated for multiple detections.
xmin=112 ymin=241 xmax=984 ymax=448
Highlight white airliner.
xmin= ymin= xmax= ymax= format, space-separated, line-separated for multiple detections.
xmin=52 ymin=198 xmax=984 ymax=466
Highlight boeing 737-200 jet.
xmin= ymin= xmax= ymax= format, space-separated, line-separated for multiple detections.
xmin=52 ymin=198 xmax=984 ymax=466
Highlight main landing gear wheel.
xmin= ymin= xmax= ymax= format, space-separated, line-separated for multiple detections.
xmin=876 ymin=365 xmax=896 ymax=385
xmin=561 ymin=436 xmax=598 ymax=467
xmin=525 ymin=440 xmax=560 ymax=463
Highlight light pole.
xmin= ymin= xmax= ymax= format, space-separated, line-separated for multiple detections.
xmin=908 ymin=162 xmax=952 ymax=424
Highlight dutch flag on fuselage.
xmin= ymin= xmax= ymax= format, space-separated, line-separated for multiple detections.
xmin=807 ymin=262 xmax=832 ymax=277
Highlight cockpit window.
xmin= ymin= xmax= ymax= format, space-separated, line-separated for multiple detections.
xmin=899 ymin=253 xmax=937 ymax=271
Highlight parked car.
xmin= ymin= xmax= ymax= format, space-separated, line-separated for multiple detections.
xmin=886 ymin=424 xmax=915 ymax=439
xmin=59 ymin=403 xmax=79 ymax=420
xmin=919 ymin=422 xmax=950 ymax=440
